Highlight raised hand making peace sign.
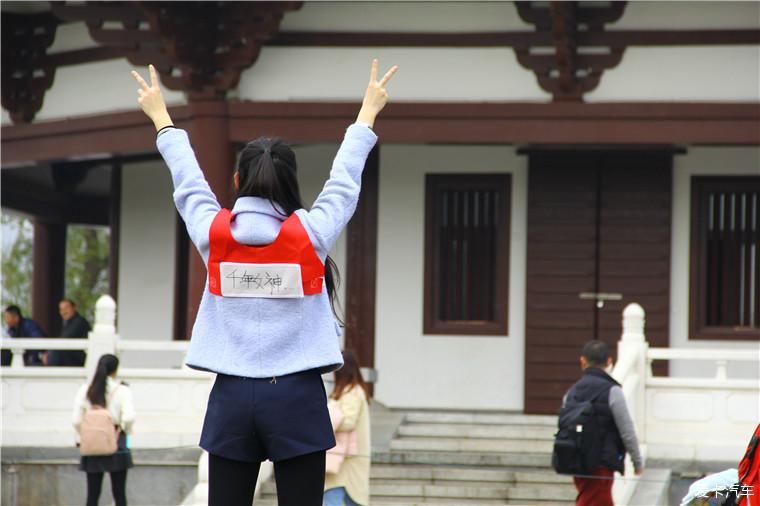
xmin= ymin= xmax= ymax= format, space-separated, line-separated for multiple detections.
xmin=130 ymin=64 xmax=172 ymax=132
xmin=357 ymin=59 xmax=399 ymax=128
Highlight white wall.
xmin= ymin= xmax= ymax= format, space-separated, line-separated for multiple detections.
xmin=280 ymin=2 xmax=532 ymax=32
xmin=669 ymin=147 xmax=760 ymax=378
xmin=117 ymin=161 xmax=177 ymax=345
xmin=374 ymin=145 xmax=527 ymax=411
xmin=36 ymin=58 xmax=187 ymax=123
xmin=615 ymin=1 xmax=759 ymax=30
xmin=239 ymin=1 xmax=759 ymax=103
xmin=237 ymin=47 xmax=548 ymax=102
xmin=587 ymin=46 xmax=760 ymax=102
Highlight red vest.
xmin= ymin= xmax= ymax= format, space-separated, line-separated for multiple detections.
xmin=207 ymin=209 xmax=324 ymax=296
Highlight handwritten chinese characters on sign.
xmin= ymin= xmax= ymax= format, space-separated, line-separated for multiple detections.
xmin=220 ymin=262 xmax=304 ymax=298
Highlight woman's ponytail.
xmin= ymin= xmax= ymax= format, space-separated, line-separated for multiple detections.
xmin=236 ymin=137 xmax=344 ymax=325
xmin=86 ymin=354 xmax=119 ymax=407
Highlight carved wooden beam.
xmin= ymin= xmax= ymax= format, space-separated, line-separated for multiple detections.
xmin=550 ymin=2 xmax=577 ymax=97
xmin=1 ymin=13 xmax=59 ymax=123
xmin=515 ymin=1 xmax=627 ymax=101
xmin=51 ymin=1 xmax=302 ymax=99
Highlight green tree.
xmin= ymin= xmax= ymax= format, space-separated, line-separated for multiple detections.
xmin=1 ymin=212 xmax=34 ymax=315
xmin=1 ymin=214 xmax=110 ymax=326
xmin=65 ymin=225 xmax=110 ymax=323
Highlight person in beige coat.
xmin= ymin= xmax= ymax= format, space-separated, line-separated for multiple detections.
xmin=324 ymin=350 xmax=371 ymax=506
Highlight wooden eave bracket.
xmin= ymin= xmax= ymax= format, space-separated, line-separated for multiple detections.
xmin=515 ymin=1 xmax=627 ymax=101
xmin=1 ymin=12 xmax=59 ymax=123
xmin=50 ymin=1 xmax=302 ymax=99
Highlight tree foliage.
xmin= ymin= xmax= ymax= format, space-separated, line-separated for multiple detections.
xmin=1 ymin=213 xmax=110 ymax=325
xmin=65 ymin=225 xmax=110 ymax=323
xmin=1 ymin=213 xmax=34 ymax=315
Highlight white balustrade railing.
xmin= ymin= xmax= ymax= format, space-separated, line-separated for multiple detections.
xmin=1 ymin=295 xmax=212 ymax=450
xmin=1 ymin=295 xmax=192 ymax=376
xmin=612 ymin=303 xmax=759 ymax=469
xmin=610 ymin=303 xmax=649 ymax=506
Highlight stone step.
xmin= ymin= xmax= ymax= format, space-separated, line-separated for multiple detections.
xmin=373 ymin=450 xmax=551 ymax=468
xmin=370 ymin=464 xmax=574 ymax=486
xmin=390 ymin=437 xmax=554 ymax=454
xmin=368 ymin=501 xmax=572 ymax=506
xmin=514 ymin=471 xmax=574 ymax=485
xmin=257 ymin=500 xmax=571 ymax=506
xmin=398 ymin=423 xmax=555 ymax=440
xmin=508 ymin=485 xmax=577 ymax=502
xmin=371 ymin=479 xmax=575 ymax=494
xmin=255 ymin=499 xmax=513 ymax=506
xmin=371 ymin=464 xmax=515 ymax=483
xmin=262 ymin=479 xmax=573 ymax=500
xmin=260 ymin=477 xmax=575 ymax=501
xmin=404 ymin=412 xmax=557 ymax=427
xmin=370 ymin=483 xmax=511 ymax=500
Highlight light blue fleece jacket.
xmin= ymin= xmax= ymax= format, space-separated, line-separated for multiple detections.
xmin=156 ymin=123 xmax=378 ymax=378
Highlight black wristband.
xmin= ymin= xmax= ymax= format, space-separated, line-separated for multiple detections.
xmin=156 ymin=125 xmax=175 ymax=137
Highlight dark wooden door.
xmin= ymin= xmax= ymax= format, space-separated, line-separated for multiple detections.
xmin=524 ymin=151 xmax=672 ymax=414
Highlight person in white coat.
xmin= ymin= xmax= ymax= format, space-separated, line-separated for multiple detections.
xmin=73 ymin=354 xmax=136 ymax=506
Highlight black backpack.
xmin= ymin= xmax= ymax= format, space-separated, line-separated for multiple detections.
xmin=552 ymin=393 xmax=605 ymax=475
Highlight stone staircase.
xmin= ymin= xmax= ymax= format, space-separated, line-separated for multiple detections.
xmin=257 ymin=411 xmax=576 ymax=505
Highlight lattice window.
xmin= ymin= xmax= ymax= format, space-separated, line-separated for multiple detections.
xmin=424 ymin=174 xmax=510 ymax=335
xmin=691 ymin=177 xmax=760 ymax=340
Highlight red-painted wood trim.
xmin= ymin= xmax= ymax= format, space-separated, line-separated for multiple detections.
xmin=2 ymin=102 xmax=758 ymax=166
xmin=32 ymin=221 xmax=66 ymax=337
xmin=109 ymin=162 xmax=121 ymax=302
xmin=269 ymin=29 xmax=760 ymax=47
xmin=344 ymin=145 xmax=379 ymax=382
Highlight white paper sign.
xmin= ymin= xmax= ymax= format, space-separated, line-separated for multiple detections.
xmin=219 ymin=262 xmax=304 ymax=298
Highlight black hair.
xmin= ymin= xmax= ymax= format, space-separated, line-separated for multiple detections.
xmin=87 ymin=354 xmax=119 ymax=407
xmin=332 ymin=349 xmax=370 ymax=402
xmin=4 ymin=305 xmax=21 ymax=317
xmin=236 ymin=137 xmax=342 ymax=323
xmin=581 ymin=340 xmax=610 ymax=367
xmin=59 ymin=298 xmax=77 ymax=307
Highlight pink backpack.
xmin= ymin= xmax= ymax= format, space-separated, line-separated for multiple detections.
xmin=326 ymin=400 xmax=359 ymax=474
xmin=79 ymin=387 xmax=119 ymax=456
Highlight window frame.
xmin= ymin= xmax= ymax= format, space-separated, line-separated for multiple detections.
xmin=423 ymin=173 xmax=511 ymax=336
xmin=689 ymin=176 xmax=760 ymax=341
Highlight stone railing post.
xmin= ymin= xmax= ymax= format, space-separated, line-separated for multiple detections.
xmin=85 ymin=295 xmax=118 ymax=380
xmin=618 ymin=303 xmax=648 ymax=442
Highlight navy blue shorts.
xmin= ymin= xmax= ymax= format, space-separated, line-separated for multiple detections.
xmin=200 ymin=369 xmax=335 ymax=463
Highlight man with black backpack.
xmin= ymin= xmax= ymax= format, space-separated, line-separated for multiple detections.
xmin=553 ymin=340 xmax=644 ymax=506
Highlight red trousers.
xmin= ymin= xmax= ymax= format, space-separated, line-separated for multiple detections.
xmin=573 ymin=467 xmax=615 ymax=506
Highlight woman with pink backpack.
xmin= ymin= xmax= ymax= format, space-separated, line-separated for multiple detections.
xmin=72 ymin=354 xmax=136 ymax=506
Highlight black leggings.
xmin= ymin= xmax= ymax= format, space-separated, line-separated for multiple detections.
xmin=86 ymin=470 xmax=127 ymax=506
xmin=209 ymin=451 xmax=326 ymax=506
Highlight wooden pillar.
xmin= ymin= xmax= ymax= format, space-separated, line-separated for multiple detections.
xmin=109 ymin=162 xmax=121 ymax=302
xmin=32 ymin=220 xmax=66 ymax=336
xmin=344 ymin=145 xmax=380 ymax=383
xmin=176 ymin=99 xmax=234 ymax=339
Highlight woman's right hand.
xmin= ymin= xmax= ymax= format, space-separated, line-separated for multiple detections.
xmin=357 ymin=59 xmax=398 ymax=128
xmin=131 ymin=64 xmax=173 ymax=132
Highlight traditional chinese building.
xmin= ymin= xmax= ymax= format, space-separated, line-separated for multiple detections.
xmin=2 ymin=1 xmax=759 ymax=418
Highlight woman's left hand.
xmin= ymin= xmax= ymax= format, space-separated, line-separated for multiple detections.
xmin=131 ymin=64 xmax=173 ymax=131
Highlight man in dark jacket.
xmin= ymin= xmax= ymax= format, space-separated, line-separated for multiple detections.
xmin=3 ymin=305 xmax=46 ymax=366
xmin=564 ymin=340 xmax=644 ymax=506
xmin=46 ymin=299 xmax=90 ymax=366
